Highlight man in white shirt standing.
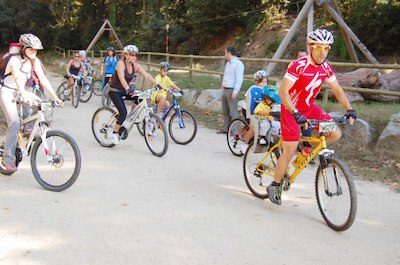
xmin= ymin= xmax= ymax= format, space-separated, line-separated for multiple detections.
xmin=218 ymin=47 xmax=244 ymax=134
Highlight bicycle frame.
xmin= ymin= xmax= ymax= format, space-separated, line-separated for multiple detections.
xmin=256 ymin=119 xmax=343 ymax=184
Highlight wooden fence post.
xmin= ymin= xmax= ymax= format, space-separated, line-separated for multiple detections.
xmin=147 ymin=54 xmax=151 ymax=71
xmin=220 ymin=58 xmax=225 ymax=85
xmin=189 ymin=55 xmax=194 ymax=80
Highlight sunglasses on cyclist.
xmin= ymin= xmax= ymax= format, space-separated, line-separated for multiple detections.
xmin=74 ymin=55 xmax=79 ymax=58
xmin=311 ymin=45 xmax=331 ymax=53
xmin=128 ymin=53 xmax=137 ymax=57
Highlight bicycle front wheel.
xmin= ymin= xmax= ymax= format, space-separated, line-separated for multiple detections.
xmin=56 ymin=81 xmax=69 ymax=101
xmin=227 ymin=118 xmax=248 ymax=156
xmin=91 ymin=107 xmax=117 ymax=148
xmin=72 ymin=85 xmax=80 ymax=108
xmin=168 ymin=110 xmax=197 ymax=145
xmin=79 ymin=83 xmax=93 ymax=103
xmin=144 ymin=113 xmax=168 ymax=157
xmin=30 ymin=130 xmax=81 ymax=192
xmin=92 ymin=80 xmax=103 ymax=96
xmin=315 ymin=156 xmax=357 ymax=231
xmin=243 ymin=142 xmax=280 ymax=199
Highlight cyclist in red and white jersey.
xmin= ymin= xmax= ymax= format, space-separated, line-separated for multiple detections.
xmin=267 ymin=28 xmax=357 ymax=205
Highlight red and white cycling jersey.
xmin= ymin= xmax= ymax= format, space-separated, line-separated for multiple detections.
xmin=284 ymin=56 xmax=336 ymax=112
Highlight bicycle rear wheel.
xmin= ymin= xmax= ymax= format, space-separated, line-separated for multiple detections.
xmin=243 ymin=142 xmax=280 ymax=199
xmin=91 ymin=107 xmax=117 ymax=148
xmin=79 ymin=83 xmax=93 ymax=102
xmin=30 ymin=130 xmax=81 ymax=192
xmin=143 ymin=113 xmax=168 ymax=157
xmin=315 ymin=156 xmax=357 ymax=231
xmin=92 ymin=80 xmax=103 ymax=96
xmin=227 ymin=118 xmax=248 ymax=156
xmin=56 ymin=81 xmax=69 ymax=101
xmin=168 ymin=110 xmax=197 ymax=145
xmin=72 ymin=85 xmax=80 ymax=108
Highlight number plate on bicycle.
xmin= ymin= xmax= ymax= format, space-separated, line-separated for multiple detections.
xmin=319 ymin=121 xmax=336 ymax=133
xmin=41 ymin=102 xmax=52 ymax=111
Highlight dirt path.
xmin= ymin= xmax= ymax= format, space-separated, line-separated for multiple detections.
xmin=0 ymin=74 xmax=399 ymax=264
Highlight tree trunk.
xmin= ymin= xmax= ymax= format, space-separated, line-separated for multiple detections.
xmin=327 ymin=68 xmax=400 ymax=103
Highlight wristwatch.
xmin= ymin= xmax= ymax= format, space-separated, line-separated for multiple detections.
xmin=291 ymin=109 xmax=299 ymax=115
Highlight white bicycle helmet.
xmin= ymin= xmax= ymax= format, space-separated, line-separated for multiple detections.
xmin=123 ymin=44 xmax=139 ymax=54
xmin=307 ymin=29 xmax=334 ymax=45
xmin=79 ymin=50 xmax=86 ymax=56
xmin=160 ymin=61 xmax=171 ymax=70
xmin=254 ymin=70 xmax=268 ymax=81
xmin=19 ymin=33 xmax=43 ymax=50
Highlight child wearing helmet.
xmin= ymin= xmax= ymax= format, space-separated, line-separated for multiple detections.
xmin=240 ymin=70 xmax=269 ymax=154
xmin=253 ymin=87 xmax=281 ymax=145
xmin=151 ymin=61 xmax=182 ymax=116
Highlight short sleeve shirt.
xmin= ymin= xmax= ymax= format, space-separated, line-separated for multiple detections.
xmin=284 ymin=56 xmax=336 ymax=112
xmin=254 ymin=101 xmax=273 ymax=120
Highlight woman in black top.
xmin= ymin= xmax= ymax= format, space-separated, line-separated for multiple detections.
xmin=109 ymin=44 xmax=160 ymax=145
xmin=65 ymin=52 xmax=86 ymax=92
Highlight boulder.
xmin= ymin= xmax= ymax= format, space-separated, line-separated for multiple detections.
xmin=194 ymin=89 xmax=222 ymax=112
xmin=182 ymin=89 xmax=198 ymax=106
xmin=330 ymin=112 xmax=372 ymax=149
xmin=376 ymin=113 xmax=400 ymax=158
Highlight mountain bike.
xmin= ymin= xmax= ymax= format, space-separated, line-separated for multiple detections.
xmin=78 ymin=75 xmax=96 ymax=103
xmin=56 ymin=74 xmax=82 ymax=108
xmin=137 ymin=88 xmax=197 ymax=145
xmin=0 ymin=91 xmax=81 ymax=192
xmin=227 ymin=103 xmax=281 ymax=156
xmin=85 ymin=69 xmax=103 ymax=97
xmin=243 ymin=116 xmax=357 ymax=231
xmin=91 ymin=87 xmax=169 ymax=157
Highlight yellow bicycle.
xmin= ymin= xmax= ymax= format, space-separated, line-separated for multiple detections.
xmin=243 ymin=116 xmax=357 ymax=231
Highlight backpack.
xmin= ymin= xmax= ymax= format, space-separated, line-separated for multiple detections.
xmin=0 ymin=53 xmax=13 ymax=85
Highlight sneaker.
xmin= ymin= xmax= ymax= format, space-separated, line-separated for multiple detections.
xmin=241 ymin=143 xmax=249 ymax=154
xmin=267 ymin=182 xmax=282 ymax=205
xmin=1 ymin=161 xmax=17 ymax=172
xmin=111 ymin=133 xmax=120 ymax=145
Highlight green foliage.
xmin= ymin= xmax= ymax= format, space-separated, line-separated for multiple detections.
xmin=0 ymin=0 xmax=399 ymax=59
xmin=339 ymin=0 xmax=400 ymax=55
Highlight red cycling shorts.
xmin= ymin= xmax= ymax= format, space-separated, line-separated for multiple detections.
xmin=280 ymin=104 xmax=331 ymax=142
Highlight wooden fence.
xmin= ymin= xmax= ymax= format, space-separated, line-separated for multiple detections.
xmin=61 ymin=48 xmax=400 ymax=99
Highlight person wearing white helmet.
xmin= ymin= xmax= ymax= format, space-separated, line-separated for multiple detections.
xmin=108 ymin=44 xmax=161 ymax=145
xmin=0 ymin=33 xmax=63 ymax=172
xmin=150 ymin=61 xmax=182 ymax=116
xmin=240 ymin=70 xmax=269 ymax=154
xmin=79 ymin=50 xmax=92 ymax=75
xmin=266 ymin=28 xmax=357 ymax=205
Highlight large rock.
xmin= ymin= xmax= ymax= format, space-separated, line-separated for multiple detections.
xmin=194 ymin=89 xmax=222 ymax=112
xmin=330 ymin=112 xmax=372 ymax=148
xmin=376 ymin=113 xmax=400 ymax=158
xmin=182 ymin=89 xmax=198 ymax=106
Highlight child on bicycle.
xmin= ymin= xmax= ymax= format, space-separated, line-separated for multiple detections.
xmin=151 ymin=61 xmax=182 ymax=116
xmin=253 ymin=87 xmax=281 ymax=145
xmin=240 ymin=70 xmax=268 ymax=154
